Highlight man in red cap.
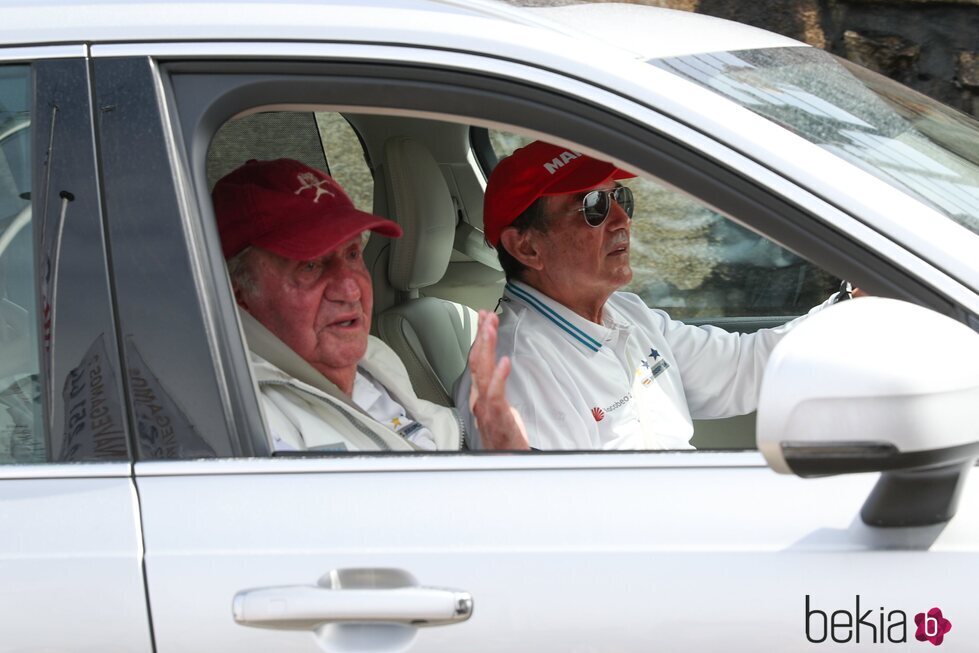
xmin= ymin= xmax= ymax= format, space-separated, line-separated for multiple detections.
xmin=214 ymin=158 xmax=527 ymax=452
xmin=456 ymin=141 xmax=836 ymax=450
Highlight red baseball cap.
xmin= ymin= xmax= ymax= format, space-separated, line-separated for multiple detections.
xmin=483 ymin=141 xmax=635 ymax=247
xmin=212 ymin=158 xmax=403 ymax=259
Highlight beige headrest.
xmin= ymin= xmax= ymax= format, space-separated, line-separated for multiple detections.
xmin=384 ymin=137 xmax=456 ymax=291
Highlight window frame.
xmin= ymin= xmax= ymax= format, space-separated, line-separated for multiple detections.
xmin=5 ymin=56 xmax=134 ymax=469
xmin=155 ymin=52 xmax=965 ymax=461
xmin=469 ymin=126 xmax=498 ymax=179
xmin=93 ymin=56 xmax=248 ymax=461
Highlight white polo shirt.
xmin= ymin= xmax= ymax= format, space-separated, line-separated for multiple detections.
xmin=352 ymin=369 xmax=438 ymax=450
xmin=456 ymin=280 xmax=825 ymax=450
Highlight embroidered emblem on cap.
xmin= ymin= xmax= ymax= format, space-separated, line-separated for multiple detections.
xmin=591 ymin=407 xmax=605 ymax=422
xmin=543 ymin=150 xmax=582 ymax=175
xmin=295 ymin=171 xmax=336 ymax=203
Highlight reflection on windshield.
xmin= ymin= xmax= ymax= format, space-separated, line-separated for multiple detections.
xmin=653 ymin=46 xmax=979 ymax=234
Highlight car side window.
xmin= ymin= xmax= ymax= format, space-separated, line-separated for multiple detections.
xmin=620 ymin=176 xmax=838 ymax=321
xmin=315 ymin=112 xmax=373 ymax=212
xmin=482 ymin=128 xmax=838 ymax=321
xmin=208 ymin=111 xmax=332 ymax=187
xmin=0 ymin=64 xmax=43 ymax=464
xmin=208 ymin=111 xmax=373 ymax=203
xmin=207 ymin=111 xmax=375 ymax=245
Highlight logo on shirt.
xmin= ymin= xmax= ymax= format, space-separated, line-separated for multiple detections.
xmin=604 ymin=393 xmax=632 ymax=414
xmin=589 ymin=392 xmax=635 ymax=424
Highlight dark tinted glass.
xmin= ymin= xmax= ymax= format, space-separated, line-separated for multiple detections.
xmin=0 ymin=65 xmax=43 ymax=464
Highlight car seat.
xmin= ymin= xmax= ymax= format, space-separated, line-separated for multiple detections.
xmin=373 ymin=137 xmax=479 ymax=407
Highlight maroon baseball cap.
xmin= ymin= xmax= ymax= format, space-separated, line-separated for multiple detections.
xmin=483 ymin=141 xmax=635 ymax=247
xmin=213 ymin=158 xmax=403 ymax=259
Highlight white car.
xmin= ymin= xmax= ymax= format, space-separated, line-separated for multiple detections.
xmin=0 ymin=0 xmax=977 ymax=650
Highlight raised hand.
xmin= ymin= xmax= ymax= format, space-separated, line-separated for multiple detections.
xmin=468 ymin=310 xmax=529 ymax=450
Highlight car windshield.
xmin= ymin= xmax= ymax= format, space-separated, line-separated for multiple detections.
xmin=652 ymin=46 xmax=979 ymax=236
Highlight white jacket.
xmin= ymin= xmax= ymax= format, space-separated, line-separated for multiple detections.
xmin=241 ymin=311 xmax=463 ymax=452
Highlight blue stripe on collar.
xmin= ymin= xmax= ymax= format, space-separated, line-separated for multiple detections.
xmin=506 ymin=283 xmax=602 ymax=352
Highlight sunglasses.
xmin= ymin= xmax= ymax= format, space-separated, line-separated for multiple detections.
xmin=577 ymin=185 xmax=635 ymax=227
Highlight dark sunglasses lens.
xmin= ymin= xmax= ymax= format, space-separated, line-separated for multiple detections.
xmin=614 ymin=186 xmax=635 ymax=218
xmin=581 ymin=190 xmax=610 ymax=226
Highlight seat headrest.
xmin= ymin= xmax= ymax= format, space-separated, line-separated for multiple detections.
xmin=384 ymin=137 xmax=456 ymax=291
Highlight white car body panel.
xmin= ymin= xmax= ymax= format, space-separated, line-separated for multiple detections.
xmin=0 ymin=0 xmax=790 ymax=57
xmin=0 ymin=466 xmax=152 ymax=652
xmin=524 ymin=2 xmax=800 ymax=59
xmin=136 ymin=457 xmax=979 ymax=651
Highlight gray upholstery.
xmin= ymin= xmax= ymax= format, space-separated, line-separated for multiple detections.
xmin=385 ymin=137 xmax=456 ymax=291
xmin=376 ymin=297 xmax=478 ymax=406
xmin=379 ymin=137 xmax=478 ymax=406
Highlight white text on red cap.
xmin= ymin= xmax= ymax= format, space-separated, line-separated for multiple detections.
xmin=543 ymin=150 xmax=582 ymax=175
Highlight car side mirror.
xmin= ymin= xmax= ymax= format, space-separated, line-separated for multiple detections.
xmin=756 ymin=297 xmax=979 ymax=527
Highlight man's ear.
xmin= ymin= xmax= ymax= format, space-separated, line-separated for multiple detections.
xmin=232 ymin=284 xmax=250 ymax=311
xmin=500 ymin=227 xmax=545 ymax=272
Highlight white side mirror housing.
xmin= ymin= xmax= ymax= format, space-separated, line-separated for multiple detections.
xmin=757 ymin=297 xmax=979 ymax=526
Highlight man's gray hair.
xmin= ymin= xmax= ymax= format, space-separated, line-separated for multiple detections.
xmin=227 ymin=246 xmax=258 ymax=297
xmin=225 ymin=233 xmax=373 ymax=295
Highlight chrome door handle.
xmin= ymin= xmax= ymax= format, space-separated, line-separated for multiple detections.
xmin=233 ymin=569 xmax=472 ymax=630
xmin=233 ymin=586 xmax=472 ymax=629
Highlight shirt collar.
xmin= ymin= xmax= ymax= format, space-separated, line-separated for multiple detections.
xmin=504 ymin=280 xmax=617 ymax=354
xmin=351 ymin=369 xmax=382 ymax=410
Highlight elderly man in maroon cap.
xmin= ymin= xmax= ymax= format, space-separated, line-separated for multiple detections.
xmin=456 ymin=141 xmax=840 ymax=450
xmin=214 ymin=158 xmax=527 ymax=452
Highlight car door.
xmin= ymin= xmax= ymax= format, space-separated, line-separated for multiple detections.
xmin=92 ymin=44 xmax=979 ymax=652
xmin=0 ymin=52 xmax=152 ymax=652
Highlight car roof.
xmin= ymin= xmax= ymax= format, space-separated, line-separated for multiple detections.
xmin=0 ymin=0 xmax=801 ymax=58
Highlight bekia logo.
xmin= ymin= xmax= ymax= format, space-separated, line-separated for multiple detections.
xmin=915 ymin=608 xmax=952 ymax=646
xmin=806 ymin=596 xmax=952 ymax=646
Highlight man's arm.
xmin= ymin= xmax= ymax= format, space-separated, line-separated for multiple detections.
xmin=662 ymin=293 xmax=842 ymax=419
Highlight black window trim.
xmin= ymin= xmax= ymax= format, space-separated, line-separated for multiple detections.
xmin=30 ymin=57 xmax=133 ymax=464
xmin=469 ymin=126 xmax=498 ymax=178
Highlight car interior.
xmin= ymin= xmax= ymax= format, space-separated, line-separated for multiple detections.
xmin=205 ymin=109 xmax=842 ymax=451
